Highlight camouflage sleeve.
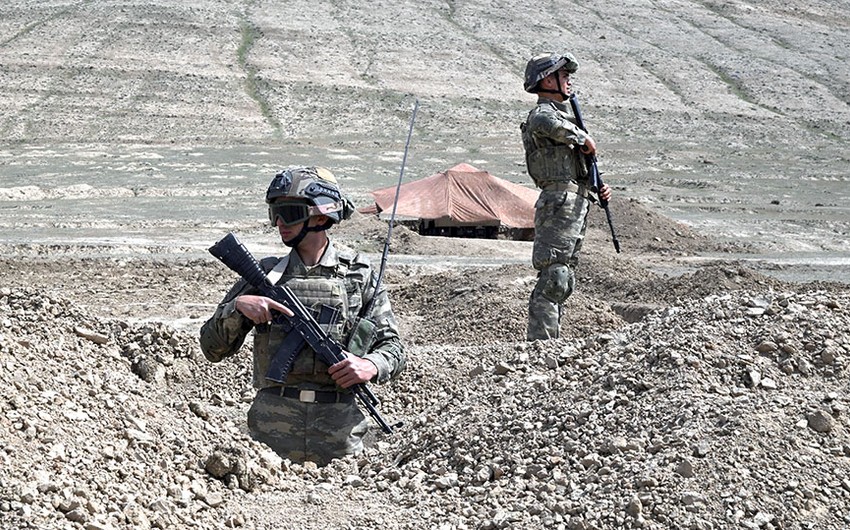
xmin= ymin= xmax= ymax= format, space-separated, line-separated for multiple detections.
xmin=350 ymin=262 xmax=405 ymax=384
xmin=198 ymin=278 xmax=256 ymax=363
xmin=530 ymin=106 xmax=589 ymax=147
xmin=362 ymin=279 xmax=406 ymax=384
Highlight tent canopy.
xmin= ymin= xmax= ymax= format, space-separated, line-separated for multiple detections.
xmin=368 ymin=163 xmax=538 ymax=229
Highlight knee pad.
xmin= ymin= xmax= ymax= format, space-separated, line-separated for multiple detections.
xmin=539 ymin=263 xmax=574 ymax=304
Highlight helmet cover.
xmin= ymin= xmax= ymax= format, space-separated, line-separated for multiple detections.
xmin=523 ymin=52 xmax=579 ymax=93
xmin=266 ymin=166 xmax=353 ymax=224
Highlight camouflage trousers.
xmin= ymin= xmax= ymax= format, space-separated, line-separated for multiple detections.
xmin=247 ymin=389 xmax=369 ymax=466
xmin=528 ymin=189 xmax=590 ymax=340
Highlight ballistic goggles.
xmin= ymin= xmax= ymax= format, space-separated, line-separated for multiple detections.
xmin=268 ymin=200 xmax=343 ymax=226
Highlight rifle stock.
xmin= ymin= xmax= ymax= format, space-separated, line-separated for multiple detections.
xmin=209 ymin=232 xmax=397 ymax=434
xmin=568 ymin=94 xmax=621 ymax=253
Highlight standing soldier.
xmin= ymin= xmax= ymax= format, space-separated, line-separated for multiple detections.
xmin=200 ymin=166 xmax=406 ymax=465
xmin=520 ymin=53 xmax=612 ymax=340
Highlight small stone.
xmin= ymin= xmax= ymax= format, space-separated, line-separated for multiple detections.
xmin=74 ymin=327 xmax=109 ymax=345
xmin=124 ymin=428 xmax=154 ymax=444
xmin=493 ymin=361 xmax=513 ymax=375
xmin=343 ymin=475 xmax=365 ymax=487
xmin=745 ymin=370 xmax=761 ymax=388
xmin=203 ymin=492 xmax=224 ymax=507
xmin=189 ymin=401 xmax=210 ymax=421
xmin=84 ymin=523 xmax=115 ymax=530
xmin=626 ymin=496 xmax=642 ymax=517
xmin=680 ymin=491 xmax=705 ymax=506
xmin=821 ymin=348 xmax=837 ymax=365
xmin=677 ymin=459 xmax=695 ymax=478
xmin=692 ymin=441 xmax=710 ymax=458
xmin=636 ymin=476 xmax=658 ymax=488
xmin=604 ymin=437 xmax=629 ymax=455
xmin=580 ymin=454 xmax=601 ymax=469
xmin=474 ymin=466 xmax=492 ymax=484
xmin=65 ymin=508 xmax=88 ymax=523
xmin=755 ymin=341 xmax=778 ymax=353
xmin=205 ymin=451 xmax=232 ymax=478
xmin=807 ymin=410 xmax=834 ymax=433
xmin=780 ymin=343 xmax=799 ymax=355
xmin=434 ymin=473 xmax=458 ymax=490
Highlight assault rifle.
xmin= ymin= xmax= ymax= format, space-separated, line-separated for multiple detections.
xmin=208 ymin=232 xmax=397 ymax=434
xmin=568 ymin=93 xmax=621 ymax=253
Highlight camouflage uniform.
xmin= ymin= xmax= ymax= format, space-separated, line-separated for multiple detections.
xmin=200 ymin=229 xmax=404 ymax=466
xmin=521 ymin=96 xmax=592 ymax=340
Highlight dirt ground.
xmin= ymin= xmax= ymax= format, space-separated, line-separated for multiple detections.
xmin=2 ymin=199 xmax=849 ymax=529
xmin=1 ymin=1 xmax=850 ymax=529
xmin=0 ymin=197 xmax=760 ymax=342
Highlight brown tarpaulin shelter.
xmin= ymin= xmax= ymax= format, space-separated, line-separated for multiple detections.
xmin=364 ymin=163 xmax=539 ymax=231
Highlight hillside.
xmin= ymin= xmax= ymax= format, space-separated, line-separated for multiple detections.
xmin=1 ymin=0 xmax=848 ymax=263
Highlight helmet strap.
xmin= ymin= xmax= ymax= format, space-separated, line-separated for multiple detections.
xmin=281 ymin=217 xmax=333 ymax=248
xmin=536 ymin=72 xmax=570 ymax=100
xmin=557 ymin=75 xmax=571 ymax=100
xmin=306 ymin=219 xmax=334 ymax=232
xmin=282 ymin=224 xmax=309 ymax=248
xmin=536 ymin=87 xmax=561 ymax=98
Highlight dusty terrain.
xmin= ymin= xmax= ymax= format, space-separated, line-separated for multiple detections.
xmin=1 ymin=1 xmax=850 ymax=530
xmin=1 ymin=211 xmax=849 ymax=530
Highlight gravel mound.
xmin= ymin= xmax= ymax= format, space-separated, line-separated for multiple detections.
xmin=2 ymin=279 xmax=848 ymax=529
xmin=372 ymin=289 xmax=850 ymax=530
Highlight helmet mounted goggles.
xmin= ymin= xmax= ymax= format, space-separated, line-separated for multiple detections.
xmin=268 ymin=199 xmax=344 ymax=227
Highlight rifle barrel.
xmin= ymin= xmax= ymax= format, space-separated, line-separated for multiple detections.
xmin=568 ymin=94 xmax=621 ymax=254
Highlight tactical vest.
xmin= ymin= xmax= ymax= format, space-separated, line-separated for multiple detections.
xmin=252 ymin=259 xmax=353 ymax=388
xmin=521 ymin=102 xmax=587 ymax=188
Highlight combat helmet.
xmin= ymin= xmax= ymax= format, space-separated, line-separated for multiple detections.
xmin=523 ymin=53 xmax=579 ymax=93
xmin=266 ymin=166 xmax=353 ymax=230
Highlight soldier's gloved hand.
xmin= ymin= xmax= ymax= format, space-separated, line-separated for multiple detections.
xmin=328 ymin=353 xmax=378 ymax=388
xmin=235 ymin=295 xmax=294 ymax=325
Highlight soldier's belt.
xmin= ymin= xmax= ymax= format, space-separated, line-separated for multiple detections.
xmin=260 ymin=386 xmax=354 ymax=404
xmin=540 ymin=180 xmax=588 ymax=196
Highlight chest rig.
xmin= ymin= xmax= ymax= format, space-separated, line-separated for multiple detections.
xmin=521 ymin=102 xmax=587 ymax=189
xmin=252 ymin=256 xmax=354 ymax=388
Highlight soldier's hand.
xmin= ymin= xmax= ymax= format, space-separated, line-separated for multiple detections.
xmin=599 ymin=183 xmax=612 ymax=202
xmin=328 ymin=353 xmax=378 ymax=388
xmin=235 ymin=295 xmax=293 ymax=324
xmin=579 ymin=136 xmax=596 ymax=155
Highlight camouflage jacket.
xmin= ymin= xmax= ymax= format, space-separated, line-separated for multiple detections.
xmin=199 ymin=240 xmax=405 ymax=389
xmin=521 ymin=97 xmax=590 ymax=188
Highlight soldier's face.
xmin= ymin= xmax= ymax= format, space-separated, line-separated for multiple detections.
xmin=556 ymin=69 xmax=572 ymax=94
xmin=540 ymin=69 xmax=572 ymax=98
xmin=275 ymin=214 xmax=330 ymax=245
xmin=276 ymin=216 xmax=305 ymax=242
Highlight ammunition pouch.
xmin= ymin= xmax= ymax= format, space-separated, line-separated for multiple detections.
xmin=346 ymin=317 xmax=378 ymax=356
xmin=525 ymin=144 xmax=586 ymax=188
